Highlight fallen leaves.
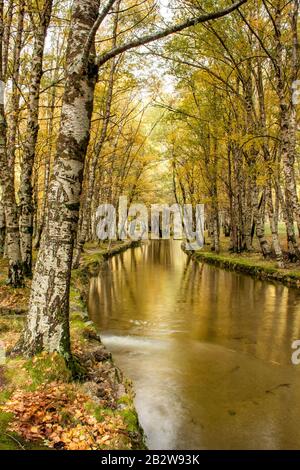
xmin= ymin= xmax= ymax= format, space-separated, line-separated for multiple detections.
xmin=1 ymin=382 xmax=130 ymax=450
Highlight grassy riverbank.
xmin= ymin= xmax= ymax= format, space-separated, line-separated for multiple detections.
xmin=186 ymin=231 xmax=300 ymax=289
xmin=0 ymin=241 xmax=145 ymax=450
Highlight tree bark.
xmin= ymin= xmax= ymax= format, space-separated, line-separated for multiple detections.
xmin=19 ymin=0 xmax=53 ymax=277
xmin=17 ymin=0 xmax=99 ymax=357
xmin=0 ymin=200 xmax=5 ymax=256
xmin=7 ymin=0 xmax=24 ymax=187
xmin=0 ymin=0 xmax=23 ymax=287
xmin=73 ymin=3 xmax=120 ymax=268
xmin=273 ymin=1 xmax=300 ymax=258
xmin=266 ymin=182 xmax=284 ymax=267
xmin=2 ymin=0 xmax=13 ymax=79
xmin=34 ymin=91 xmax=53 ymax=250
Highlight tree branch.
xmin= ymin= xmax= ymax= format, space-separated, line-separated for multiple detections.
xmin=83 ymin=0 xmax=118 ymax=62
xmin=96 ymin=0 xmax=249 ymax=67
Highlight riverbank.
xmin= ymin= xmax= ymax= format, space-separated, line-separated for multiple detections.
xmin=0 ymin=241 xmax=145 ymax=450
xmin=70 ymin=239 xmax=300 ymax=450
xmin=183 ymin=243 xmax=300 ymax=289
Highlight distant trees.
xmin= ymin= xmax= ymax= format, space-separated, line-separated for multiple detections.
xmin=161 ymin=0 xmax=299 ymax=266
xmin=0 ymin=0 xmax=53 ymax=285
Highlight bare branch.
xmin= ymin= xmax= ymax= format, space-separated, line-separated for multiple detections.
xmin=83 ymin=0 xmax=118 ymax=61
xmin=96 ymin=0 xmax=249 ymax=67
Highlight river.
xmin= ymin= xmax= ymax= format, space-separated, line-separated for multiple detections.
xmin=88 ymin=240 xmax=300 ymax=450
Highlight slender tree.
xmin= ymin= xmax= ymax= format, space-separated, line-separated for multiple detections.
xmin=0 ymin=0 xmax=23 ymax=287
xmin=19 ymin=0 xmax=53 ymax=277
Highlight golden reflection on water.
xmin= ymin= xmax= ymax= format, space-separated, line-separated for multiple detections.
xmin=88 ymin=241 xmax=300 ymax=450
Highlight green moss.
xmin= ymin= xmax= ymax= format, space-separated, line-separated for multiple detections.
xmin=71 ymin=317 xmax=87 ymax=329
xmin=84 ymin=401 xmax=108 ymax=422
xmin=84 ymin=401 xmax=145 ymax=449
xmin=0 ymin=389 xmax=11 ymax=404
xmin=120 ymin=409 xmax=139 ymax=432
xmin=118 ymin=395 xmax=131 ymax=406
xmin=23 ymin=354 xmax=72 ymax=389
xmin=0 ymin=411 xmax=20 ymax=450
xmin=190 ymin=249 xmax=300 ymax=289
xmin=4 ymin=358 xmax=29 ymax=389
xmin=120 ymin=408 xmax=147 ymax=450
xmin=69 ymin=287 xmax=84 ymax=308
xmin=0 ymin=411 xmax=48 ymax=450
xmin=70 ymin=312 xmax=86 ymax=322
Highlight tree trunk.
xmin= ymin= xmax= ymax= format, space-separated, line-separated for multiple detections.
xmin=266 ymin=182 xmax=284 ymax=268
xmin=7 ymin=0 xmax=24 ymax=175
xmin=273 ymin=2 xmax=300 ymax=258
xmin=2 ymin=0 xmax=13 ymax=79
xmin=34 ymin=59 xmax=57 ymax=250
xmin=253 ymin=188 xmax=271 ymax=257
xmin=73 ymin=59 xmax=115 ymax=266
xmin=0 ymin=201 xmax=5 ymax=256
xmin=73 ymin=5 xmax=119 ymax=268
xmin=0 ymin=0 xmax=23 ymax=287
xmin=256 ymin=51 xmax=281 ymax=262
xmin=17 ymin=0 xmax=99 ymax=358
xmin=19 ymin=0 xmax=53 ymax=277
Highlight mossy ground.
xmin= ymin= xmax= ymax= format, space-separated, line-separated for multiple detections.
xmin=0 ymin=241 xmax=145 ymax=450
xmin=0 ymin=410 xmax=48 ymax=450
xmin=190 ymin=224 xmax=300 ymax=287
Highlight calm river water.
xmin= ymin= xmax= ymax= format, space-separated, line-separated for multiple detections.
xmin=88 ymin=240 xmax=300 ymax=450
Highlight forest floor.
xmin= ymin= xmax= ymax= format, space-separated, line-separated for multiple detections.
xmin=0 ymin=241 xmax=145 ymax=451
xmin=192 ymin=224 xmax=300 ymax=288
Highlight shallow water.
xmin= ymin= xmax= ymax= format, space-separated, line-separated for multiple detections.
xmin=88 ymin=240 xmax=300 ymax=450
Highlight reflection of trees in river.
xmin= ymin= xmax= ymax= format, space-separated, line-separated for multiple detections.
xmin=144 ymin=240 xmax=173 ymax=266
xmin=89 ymin=241 xmax=186 ymax=332
xmin=183 ymin=264 xmax=300 ymax=364
xmin=89 ymin=240 xmax=300 ymax=364
xmin=88 ymin=240 xmax=300 ymax=449
xmin=89 ymin=262 xmax=116 ymax=327
xmin=177 ymin=256 xmax=204 ymax=307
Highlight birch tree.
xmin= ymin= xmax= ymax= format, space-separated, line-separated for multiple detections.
xmin=0 ymin=200 xmax=4 ymax=255
xmin=19 ymin=0 xmax=53 ymax=277
xmin=73 ymin=1 xmax=120 ymax=268
xmin=0 ymin=0 xmax=23 ymax=287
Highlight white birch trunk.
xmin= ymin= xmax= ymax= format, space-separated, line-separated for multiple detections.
xmin=18 ymin=0 xmax=100 ymax=357
xmin=19 ymin=0 xmax=53 ymax=277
